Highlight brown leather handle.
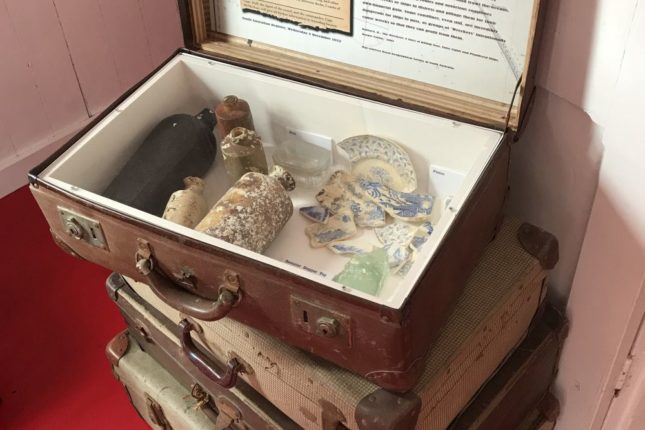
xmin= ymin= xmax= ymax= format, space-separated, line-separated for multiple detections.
xmin=179 ymin=319 xmax=241 ymax=388
xmin=135 ymin=252 xmax=239 ymax=321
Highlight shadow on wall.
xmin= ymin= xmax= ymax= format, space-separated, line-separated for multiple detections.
xmin=536 ymin=0 xmax=603 ymax=111
xmin=507 ymin=0 xmax=603 ymax=308
xmin=508 ymin=89 xmax=603 ymax=308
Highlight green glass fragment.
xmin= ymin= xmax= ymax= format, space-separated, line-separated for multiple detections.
xmin=333 ymin=248 xmax=389 ymax=295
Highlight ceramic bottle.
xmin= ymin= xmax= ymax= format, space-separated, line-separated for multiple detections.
xmin=195 ymin=166 xmax=296 ymax=253
xmin=220 ymin=127 xmax=268 ymax=181
xmin=214 ymin=95 xmax=255 ymax=139
xmin=161 ymin=177 xmax=207 ymax=228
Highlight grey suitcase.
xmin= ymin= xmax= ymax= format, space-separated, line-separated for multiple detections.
xmin=107 ymin=330 xmax=298 ymax=429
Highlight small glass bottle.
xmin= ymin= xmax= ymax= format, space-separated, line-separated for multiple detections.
xmin=214 ymin=95 xmax=255 ymax=139
xmin=195 ymin=166 xmax=296 ymax=253
xmin=220 ymin=127 xmax=268 ymax=182
xmin=161 ymin=177 xmax=207 ymax=228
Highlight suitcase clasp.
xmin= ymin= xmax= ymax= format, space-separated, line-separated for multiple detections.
xmin=58 ymin=207 xmax=107 ymax=249
xmin=290 ymin=296 xmax=352 ymax=346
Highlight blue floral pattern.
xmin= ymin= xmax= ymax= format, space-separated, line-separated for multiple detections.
xmin=337 ymin=135 xmax=417 ymax=192
xmin=305 ymin=210 xmax=357 ymax=247
xmin=359 ymin=180 xmax=434 ymax=222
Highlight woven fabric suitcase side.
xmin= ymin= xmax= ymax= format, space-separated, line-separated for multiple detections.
xmin=116 ymin=217 xmax=555 ymax=430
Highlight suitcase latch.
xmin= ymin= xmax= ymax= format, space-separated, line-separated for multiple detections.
xmin=58 ymin=207 xmax=107 ymax=249
xmin=290 ymin=296 xmax=352 ymax=346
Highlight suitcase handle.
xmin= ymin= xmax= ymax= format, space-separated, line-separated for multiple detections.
xmin=179 ymin=319 xmax=241 ymax=388
xmin=135 ymin=246 xmax=240 ymax=321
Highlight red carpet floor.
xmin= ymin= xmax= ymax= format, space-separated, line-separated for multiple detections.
xmin=0 ymin=186 xmax=144 ymax=429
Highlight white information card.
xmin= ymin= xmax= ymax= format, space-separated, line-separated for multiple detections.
xmin=215 ymin=0 xmax=535 ymax=104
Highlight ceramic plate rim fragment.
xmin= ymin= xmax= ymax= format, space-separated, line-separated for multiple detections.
xmin=337 ymin=135 xmax=417 ymax=192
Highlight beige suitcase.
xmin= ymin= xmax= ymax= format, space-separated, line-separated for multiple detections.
xmin=108 ymin=217 xmax=556 ymax=430
xmin=106 ymin=306 xmax=565 ymax=430
xmin=450 ymin=306 xmax=566 ymax=430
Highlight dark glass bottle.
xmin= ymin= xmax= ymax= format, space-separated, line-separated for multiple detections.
xmin=103 ymin=109 xmax=217 ymax=216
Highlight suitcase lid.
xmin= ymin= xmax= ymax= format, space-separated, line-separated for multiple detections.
xmin=181 ymin=0 xmax=545 ymax=132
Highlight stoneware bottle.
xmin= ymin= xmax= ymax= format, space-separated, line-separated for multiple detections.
xmin=214 ymin=95 xmax=255 ymax=139
xmin=220 ymin=127 xmax=268 ymax=181
xmin=161 ymin=177 xmax=207 ymax=228
xmin=195 ymin=166 xmax=296 ymax=253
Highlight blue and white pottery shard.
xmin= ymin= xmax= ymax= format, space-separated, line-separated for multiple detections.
xmin=375 ymin=222 xmax=416 ymax=246
xmin=327 ymin=242 xmax=371 ymax=256
xmin=395 ymin=250 xmax=417 ymax=276
xmin=315 ymin=170 xmax=351 ymax=214
xmin=375 ymin=222 xmax=416 ymax=268
xmin=315 ymin=170 xmax=387 ymax=227
xmin=337 ymin=135 xmax=417 ymax=192
xmin=359 ymin=180 xmax=434 ymax=222
xmin=410 ymin=222 xmax=434 ymax=250
xmin=299 ymin=206 xmax=330 ymax=224
xmin=349 ymin=199 xmax=386 ymax=228
xmin=305 ymin=210 xmax=357 ymax=248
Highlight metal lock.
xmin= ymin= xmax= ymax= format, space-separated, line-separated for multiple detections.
xmin=290 ymin=296 xmax=351 ymax=346
xmin=191 ymin=383 xmax=211 ymax=409
xmin=316 ymin=317 xmax=340 ymax=338
xmin=64 ymin=218 xmax=84 ymax=240
xmin=58 ymin=207 xmax=107 ymax=249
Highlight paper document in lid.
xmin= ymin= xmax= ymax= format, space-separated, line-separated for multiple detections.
xmin=203 ymin=0 xmax=541 ymax=128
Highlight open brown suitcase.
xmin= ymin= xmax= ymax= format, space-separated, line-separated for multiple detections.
xmin=106 ymin=305 xmax=564 ymax=430
xmin=30 ymin=0 xmax=547 ymax=391
xmin=108 ymin=218 xmax=559 ymax=429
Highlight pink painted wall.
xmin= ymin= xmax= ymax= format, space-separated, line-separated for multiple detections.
xmin=507 ymin=0 xmax=645 ymax=428
xmin=0 ymin=0 xmax=183 ymax=197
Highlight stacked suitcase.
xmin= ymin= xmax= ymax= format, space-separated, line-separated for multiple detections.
xmin=104 ymin=218 xmax=565 ymax=429
xmin=26 ymin=1 xmax=555 ymax=427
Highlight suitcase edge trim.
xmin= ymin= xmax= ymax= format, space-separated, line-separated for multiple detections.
xmin=106 ymin=330 xmax=130 ymax=367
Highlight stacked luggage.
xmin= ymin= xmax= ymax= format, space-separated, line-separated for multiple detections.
xmin=104 ymin=218 xmax=565 ymax=429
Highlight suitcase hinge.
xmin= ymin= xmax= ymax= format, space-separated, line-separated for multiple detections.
xmin=145 ymin=393 xmax=173 ymax=430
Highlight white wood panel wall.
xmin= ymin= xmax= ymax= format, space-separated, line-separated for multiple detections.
xmin=0 ymin=0 xmax=183 ymax=197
